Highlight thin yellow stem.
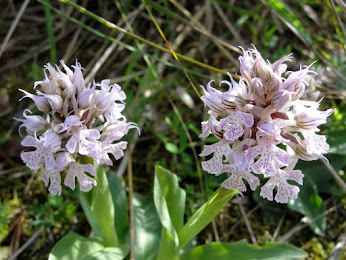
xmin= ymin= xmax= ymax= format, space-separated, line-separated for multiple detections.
xmin=57 ymin=0 xmax=240 ymax=79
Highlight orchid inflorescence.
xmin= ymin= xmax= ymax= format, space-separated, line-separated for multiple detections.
xmin=199 ymin=46 xmax=333 ymax=203
xmin=17 ymin=60 xmax=139 ymax=195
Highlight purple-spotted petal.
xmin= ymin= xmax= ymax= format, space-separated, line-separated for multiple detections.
xmin=221 ymin=165 xmax=260 ymax=192
xmin=100 ymin=141 xmax=127 ymax=166
xmin=260 ymin=169 xmax=304 ymax=203
xmin=200 ymin=139 xmax=232 ymax=174
xmin=41 ymin=169 xmax=62 ymax=195
xmin=64 ymin=163 xmax=96 ymax=192
xmin=246 ymin=138 xmax=291 ymax=177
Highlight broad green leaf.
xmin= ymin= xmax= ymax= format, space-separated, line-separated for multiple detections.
xmin=327 ymin=130 xmax=346 ymax=155
xmin=48 ymin=231 xmax=104 ymax=260
xmin=84 ymin=247 xmax=127 ymax=260
xmin=288 ymin=186 xmax=325 ymax=235
xmin=154 ymin=165 xmax=186 ymax=248
xmin=288 ymin=154 xmax=345 ymax=235
xmin=133 ymin=195 xmax=162 ymax=260
xmin=156 ymin=227 xmax=178 ymax=260
xmin=79 ymin=192 xmax=103 ymax=239
xmin=180 ymin=240 xmax=307 ymax=260
xmin=89 ymin=166 xmax=118 ymax=247
xmin=178 ymin=187 xmax=239 ymax=249
xmin=298 ymin=155 xmax=345 ymax=195
xmin=107 ymin=171 xmax=129 ymax=248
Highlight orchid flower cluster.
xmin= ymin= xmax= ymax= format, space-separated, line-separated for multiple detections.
xmin=17 ymin=60 xmax=138 ymax=195
xmin=199 ymin=46 xmax=333 ymax=203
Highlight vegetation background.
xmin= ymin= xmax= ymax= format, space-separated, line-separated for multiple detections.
xmin=0 ymin=0 xmax=345 ymax=259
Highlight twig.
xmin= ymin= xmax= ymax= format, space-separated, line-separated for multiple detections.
xmin=211 ymin=219 xmax=220 ymax=242
xmin=211 ymin=2 xmax=246 ymax=47
xmin=54 ymin=0 xmax=236 ymax=77
xmin=321 ymin=158 xmax=346 ymax=193
xmin=239 ymin=201 xmax=257 ymax=244
xmin=328 ymin=228 xmax=346 ymax=260
xmin=127 ymin=146 xmax=135 ymax=260
xmin=228 ymin=203 xmax=260 ymax=235
xmin=169 ymin=0 xmax=239 ymax=66
xmin=0 ymin=0 xmax=30 ymax=59
xmin=8 ymin=227 xmax=43 ymax=260
xmin=271 ymin=210 xmax=286 ymax=242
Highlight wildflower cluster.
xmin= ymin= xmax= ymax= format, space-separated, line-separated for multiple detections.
xmin=17 ymin=61 xmax=138 ymax=195
xmin=199 ymin=46 xmax=333 ymax=203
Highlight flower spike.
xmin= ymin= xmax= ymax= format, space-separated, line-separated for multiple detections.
xmin=17 ymin=60 xmax=139 ymax=195
xmin=199 ymin=46 xmax=333 ymax=203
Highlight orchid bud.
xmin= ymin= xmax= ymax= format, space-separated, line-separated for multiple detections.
xmin=43 ymin=93 xmax=63 ymax=110
xmin=267 ymin=73 xmax=282 ymax=92
xmin=272 ymin=89 xmax=291 ymax=110
xmin=19 ymin=89 xmax=50 ymax=113
xmin=16 ymin=109 xmax=48 ymax=135
xmin=93 ymin=91 xmax=113 ymax=111
xmin=249 ymin=77 xmax=265 ymax=96
xmin=238 ymin=49 xmax=254 ymax=81
xmin=252 ymin=56 xmax=272 ymax=82
xmin=78 ymin=86 xmax=95 ymax=108
xmin=72 ymin=61 xmax=86 ymax=94
xmin=295 ymin=108 xmax=334 ymax=129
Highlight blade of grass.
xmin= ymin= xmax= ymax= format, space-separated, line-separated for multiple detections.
xmin=166 ymin=0 xmax=240 ymax=65
xmin=117 ymin=1 xmax=205 ymax=195
xmin=56 ymin=0 xmax=239 ymax=78
xmin=141 ymin=0 xmax=200 ymax=98
xmin=263 ymin=0 xmax=346 ymax=82
xmin=43 ymin=0 xmax=57 ymax=64
xmin=37 ymin=0 xmax=218 ymax=81
xmin=327 ymin=0 xmax=346 ymax=54
xmin=0 ymin=0 xmax=30 ymax=59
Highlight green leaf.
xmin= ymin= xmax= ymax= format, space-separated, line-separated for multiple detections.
xmin=152 ymin=164 xmax=191 ymax=259
xmin=288 ymin=186 xmax=326 ymax=235
xmin=299 ymin=155 xmax=345 ymax=195
xmin=80 ymin=166 xmax=119 ymax=247
xmin=107 ymin=171 xmax=129 ymax=248
xmin=156 ymin=227 xmax=178 ymax=260
xmin=84 ymin=247 xmax=127 ymax=260
xmin=153 ymin=165 xmax=186 ymax=251
xmin=264 ymin=0 xmax=313 ymax=46
xmin=288 ymin=154 xmax=345 ymax=235
xmin=327 ymin=130 xmax=346 ymax=155
xmin=165 ymin=143 xmax=180 ymax=154
xmin=178 ymin=187 xmax=239 ymax=249
xmin=180 ymin=240 xmax=307 ymax=260
xmin=48 ymin=232 xmax=104 ymax=260
xmin=79 ymin=192 xmax=103 ymax=239
xmin=133 ymin=195 xmax=162 ymax=260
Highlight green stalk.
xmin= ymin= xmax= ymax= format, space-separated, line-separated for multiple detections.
xmin=178 ymin=187 xmax=239 ymax=249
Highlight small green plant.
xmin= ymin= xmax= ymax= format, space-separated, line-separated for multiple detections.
xmin=28 ymin=194 xmax=76 ymax=228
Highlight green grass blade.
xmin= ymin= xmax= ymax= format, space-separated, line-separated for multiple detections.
xmin=42 ymin=0 xmax=57 ymax=64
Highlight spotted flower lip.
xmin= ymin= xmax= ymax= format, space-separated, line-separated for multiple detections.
xmin=199 ymin=46 xmax=333 ymax=203
xmin=17 ymin=60 xmax=139 ymax=195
